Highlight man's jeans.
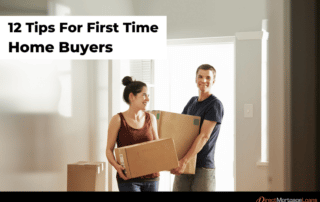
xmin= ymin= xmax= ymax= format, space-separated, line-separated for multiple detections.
xmin=173 ymin=167 xmax=216 ymax=191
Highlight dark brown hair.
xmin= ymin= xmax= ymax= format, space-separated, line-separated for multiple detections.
xmin=122 ymin=76 xmax=147 ymax=104
xmin=196 ymin=64 xmax=216 ymax=79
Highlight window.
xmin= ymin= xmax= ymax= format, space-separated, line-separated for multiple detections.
xmin=130 ymin=60 xmax=154 ymax=110
xmin=154 ymin=38 xmax=235 ymax=191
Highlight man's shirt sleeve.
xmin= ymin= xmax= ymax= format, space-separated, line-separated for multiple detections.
xmin=204 ymin=100 xmax=224 ymax=124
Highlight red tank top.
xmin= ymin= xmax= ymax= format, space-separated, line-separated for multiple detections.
xmin=116 ymin=112 xmax=160 ymax=181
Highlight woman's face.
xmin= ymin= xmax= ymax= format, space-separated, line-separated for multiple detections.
xmin=130 ymin=86 xmax=149 ymax=110
xmin=196 ymin=69 xmax=215 ymax=93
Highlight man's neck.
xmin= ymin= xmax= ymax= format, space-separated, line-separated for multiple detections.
xmin=198 ymin=91 xmax=211 ymax=102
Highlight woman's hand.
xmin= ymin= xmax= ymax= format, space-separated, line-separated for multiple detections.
xmin=106 ymin=114 xmax=130 ymax=181
xmin=115 ymin=163 xmax=129 ymax=181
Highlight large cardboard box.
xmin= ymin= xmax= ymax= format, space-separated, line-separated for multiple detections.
xmin=149 ymin=110 xmax=201 ymax=174
xmin=115 ymin=138 xmax=178 ymax=179
xmin=67 ymin=161 xmax=106 ymax=191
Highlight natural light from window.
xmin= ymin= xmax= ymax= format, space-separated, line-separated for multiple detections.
xmin=154 ymin=41 xmax=235 ymax=191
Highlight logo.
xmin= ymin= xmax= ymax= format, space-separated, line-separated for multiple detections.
xmin=256 ymin=196 xmax=277 ymax=202
xmin=257 ymin=197 xmax=317 ymax=202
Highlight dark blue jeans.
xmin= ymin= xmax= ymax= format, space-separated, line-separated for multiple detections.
xmin=118 ymin=181 xmax=159 ymax=192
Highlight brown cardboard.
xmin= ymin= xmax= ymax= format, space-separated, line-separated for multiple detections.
xmin=67 ymin=161 xmax=106 ymax=191
xmin=149 ymin=110 xmax=201 ymax=174
xmin=115 ymin=138 xmax=178 ymax=179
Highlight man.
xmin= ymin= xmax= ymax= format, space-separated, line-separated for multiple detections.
xmin=171 ymin=64 xmax=224 ymax=191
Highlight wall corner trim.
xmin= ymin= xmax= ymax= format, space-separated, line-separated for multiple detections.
xmin=235 ymin=31 xmax=264 ymax=40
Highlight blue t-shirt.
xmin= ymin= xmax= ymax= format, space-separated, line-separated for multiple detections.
xmin=182 ymin=94 xmax=224 ymax=169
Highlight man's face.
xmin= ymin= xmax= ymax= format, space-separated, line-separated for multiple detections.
xmin=196 ymin=69 xmax=215 ymax=93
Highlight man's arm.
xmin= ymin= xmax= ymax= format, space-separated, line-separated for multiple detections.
xmin=171 ymin=119 xmax=217 ymax=175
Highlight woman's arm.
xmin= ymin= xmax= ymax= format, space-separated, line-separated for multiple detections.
xmin=106 ymin=114 xmax=129 ymax=180
xmin=149 ymin=113 xmax=159 ymax=140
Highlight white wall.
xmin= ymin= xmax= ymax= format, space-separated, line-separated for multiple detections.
xmin=234 ymin=34 xmax=268 ymax=191
xmin=267 ymin=0 xmax=291 ymax=191
xmin=133 ymin=0 xmax=266 ymax=39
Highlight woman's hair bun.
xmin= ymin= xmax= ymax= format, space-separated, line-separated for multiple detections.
xmin=122 ymin=76 xmax=134 ymax=86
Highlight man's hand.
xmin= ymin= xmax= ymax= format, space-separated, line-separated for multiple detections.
xmin=171 ymin=159 xmax=188 ymax=175
xmin=171 ymin=120 xmax=217 ymax=176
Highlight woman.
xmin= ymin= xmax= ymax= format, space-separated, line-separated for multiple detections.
xmin=106 ymin=76 xmax=160 ymax=192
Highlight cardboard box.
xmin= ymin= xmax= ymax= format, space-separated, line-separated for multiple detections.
xmin=149 ymin=110 xmax=201 ymax=174
xmin=115 ymin=138 xmax=178 ymax=179
xmin=67 ymin=161 xmax=106 ymax=191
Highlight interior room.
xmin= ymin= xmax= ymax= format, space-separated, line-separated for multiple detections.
xmin=0 ymin=0 xmax=318 ymax=191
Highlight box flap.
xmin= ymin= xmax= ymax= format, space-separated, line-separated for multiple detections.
xmin=68 ymin=161 xmax=106 ymax=174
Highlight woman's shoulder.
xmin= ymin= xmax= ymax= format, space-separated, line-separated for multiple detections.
xmin=146 ymin=111 xmax=156 ymax=121
xmin=110 ymin=113 xmax=122 ymax=124
xmin=107 ymin=113 xmax=122 ymax=132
